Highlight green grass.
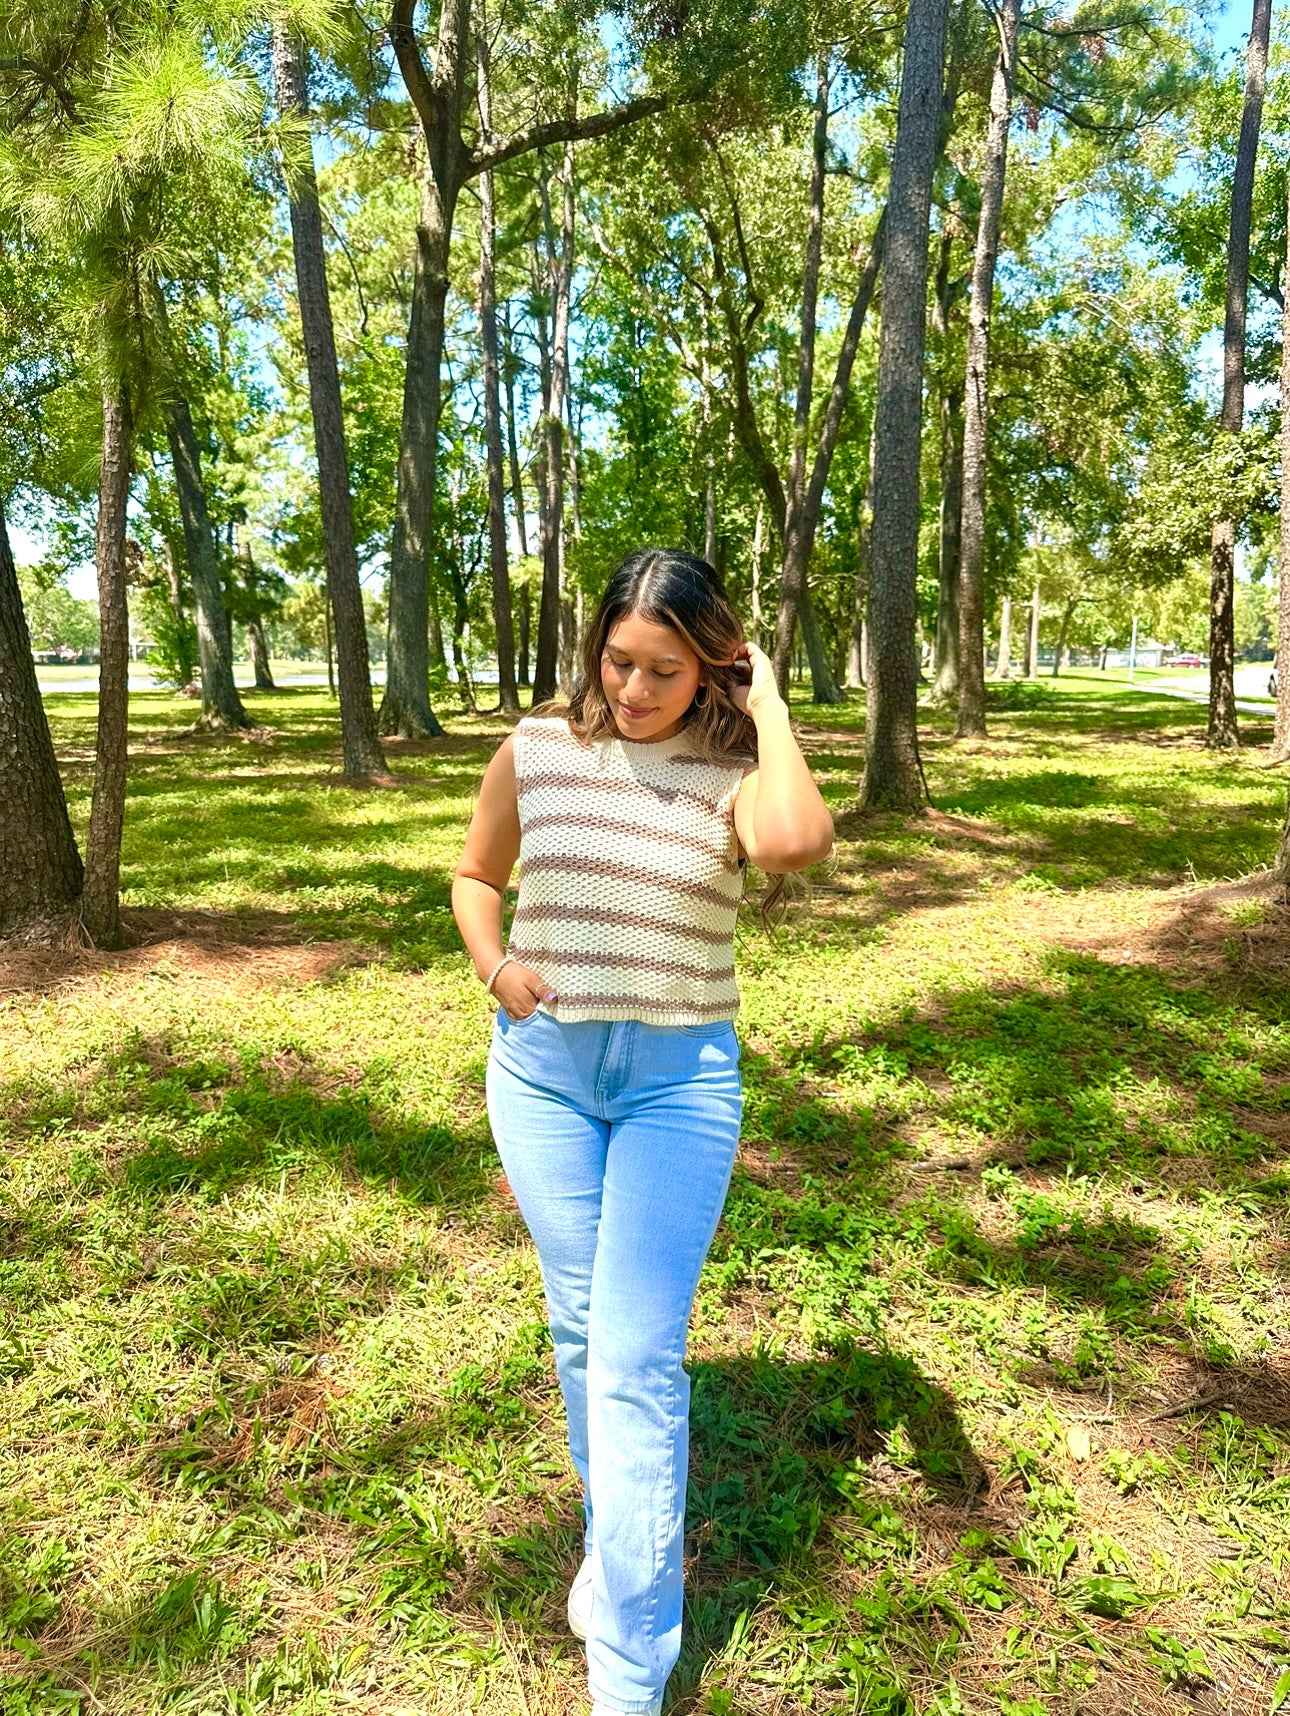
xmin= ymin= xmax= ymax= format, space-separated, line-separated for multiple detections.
xmin=2 ymin=678 xmax=1289 ymax=1714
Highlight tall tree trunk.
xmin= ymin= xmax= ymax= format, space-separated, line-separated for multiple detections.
xmin=847 ymin=427 xmax=876 ymax=690
xmin=932 ymin=382 xmax=964 ymax=700
xmin=954 ymin=0 xmax=1020 ymax=741
xmin=533 ymin=145 xmax=575 ymax=702
xmin=1210 ymin=0 xmax=1272 ymax=751
xmin=273 ymin=27 xmax=387 ymax=776
xmin=770 ymin=63 xmax=884 ymax=707
xmin=930 ymin=224 xmax=962 ymax=702
xmin=380 ymin=148 xmax=456 ymax=739
xmin=772 ymin=59 xmax=838 ymax=703
xmin=248 ymin=617 xmax=274 ymax=690
xmin=1025 ymin=582 xmax=1041 ymax=678
xmin=476 ymin=36 xmax=520 ymax=716
xmin=502 ymin=306 xmax=532 ymax=690
xmin=162 ymin=387 xmax=250 ymax=733
xmin=530 ymin=226 xmax=557 ymax=701
xmin=1276 ymin=171 xmax=1290 ymax=760
xmin=81 ymin=382 xmax=132 ymax=948
xmin=995 ymin=594 xmax=1012 ymax=679
xmin=861 ymin=0 xmax=948 ymax=810
xmin=0 ymin=492 xmax=84 ymax=942
xmin=1052 ymin=597 xmax=1076 ymax=677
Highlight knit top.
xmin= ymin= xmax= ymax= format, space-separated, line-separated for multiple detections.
xmin=506 ymin=714 xmax=754 ymax=1025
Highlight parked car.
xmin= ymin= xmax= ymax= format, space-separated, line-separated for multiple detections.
xmin=1166 ymin=653 xmax=1205 ymax=668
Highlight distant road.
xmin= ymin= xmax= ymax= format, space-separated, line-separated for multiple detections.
xmin=1137 ymin=665 xmax=1273 ymax=717
xmin=36 ymin=664 xmax=389 ymax=696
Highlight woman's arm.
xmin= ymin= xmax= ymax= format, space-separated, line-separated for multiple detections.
xmin=729 ymin=642 xmax=834 ymax=873
xmin=451 ymin=737 xmax=556 ymax=1017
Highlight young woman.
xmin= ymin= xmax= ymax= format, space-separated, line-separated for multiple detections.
xmin=451 ymin=549 xmax=832 ymax=1715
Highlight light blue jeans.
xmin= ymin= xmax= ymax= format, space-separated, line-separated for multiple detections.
xmin=486 ymin=1007 xmax=744 ymax=1715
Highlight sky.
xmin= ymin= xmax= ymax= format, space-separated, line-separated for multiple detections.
xmin=13 ymin=0 xmax=1261 ymax=604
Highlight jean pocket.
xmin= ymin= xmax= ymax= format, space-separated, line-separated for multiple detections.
xmin=677 ymin=1020 xmax=736 ymax=1039
xmin=500 ymin=1005 xmax=543 ymax=1026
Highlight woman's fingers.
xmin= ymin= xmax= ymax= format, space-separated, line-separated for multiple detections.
xmin=494 ymin=961 xmax=556 ymax=1019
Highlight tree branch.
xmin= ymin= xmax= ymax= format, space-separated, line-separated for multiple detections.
xmin=470 ymin=92 xmax=674 ymax=175
xmin=388 ymin=0 xmax=439 ymax=138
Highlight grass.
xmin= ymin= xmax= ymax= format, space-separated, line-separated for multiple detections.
xmin=1 ymin=676 xmax=1289 ymax=1715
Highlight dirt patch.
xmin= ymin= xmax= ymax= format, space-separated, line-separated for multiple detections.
xmin=0 ymin=908 xmax=372 ymax=999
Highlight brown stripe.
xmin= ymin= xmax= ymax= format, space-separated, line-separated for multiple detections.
xmin=535 ymin=993 xmax=739 ymax=1017
xmin=511 ymin=903 xmax=734 ymax=947
xmin=507 ymin=946 xmax=735 ymax=982
xmin=516 ymin=768 xmax=726 ymax=819
xmin=519 ymin=854 xmax=741 ymax=909
xmin=522 ymin=810 xmax=737 ymax=868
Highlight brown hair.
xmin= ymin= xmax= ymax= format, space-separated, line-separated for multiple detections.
xmin=532 ymin=547 xmax=789 ymax=926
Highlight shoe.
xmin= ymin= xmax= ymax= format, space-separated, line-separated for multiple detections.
xmin=567 ymin=1554 xmax=592 ymax=1640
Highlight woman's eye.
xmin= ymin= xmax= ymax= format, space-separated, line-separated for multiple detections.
xmin=654 ymin=671 xmax=678 ymax=681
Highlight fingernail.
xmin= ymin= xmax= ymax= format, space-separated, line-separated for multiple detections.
xmin=546 ymin=993 xmax=556 ymax=1001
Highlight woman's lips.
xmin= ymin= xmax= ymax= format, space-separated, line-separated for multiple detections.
xmin=618 ymin=703 xmax=653 ymax=719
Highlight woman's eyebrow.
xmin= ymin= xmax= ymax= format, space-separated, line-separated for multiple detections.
xmin=607 ymin=649 xmax=685 ymax=666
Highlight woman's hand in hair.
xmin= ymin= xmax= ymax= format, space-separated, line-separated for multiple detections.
xmin=494 ymin=960 xmax=557 ymax=1022
xmin=726 ymin=640 xmax=782 ymax=720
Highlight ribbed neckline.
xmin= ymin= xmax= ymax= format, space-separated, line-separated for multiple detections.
xmin=610 ymin=725 xmax=694 ymax=756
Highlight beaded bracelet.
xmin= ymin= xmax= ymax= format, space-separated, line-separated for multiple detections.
xmin=483 ymin=954 xmax=516 ymax=995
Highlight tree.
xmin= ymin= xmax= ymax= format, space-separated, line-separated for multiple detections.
xmin=861 ymin=0 xmax=948 ymax=810
xmin=954 ymin=0 xmax=1020 ymax=741
xmin=0 ymin=491 xmax=84 ymax=942
xmin=475 ymin=27 xmax=519 ymax=715
xmin=379 ymin=0 xmax=677 ymax=737
xmin=1208 ymin=0 xmax=1271 ymax=751
xmin=158 ymin=343 xmax=251 ymax=732
xmin=1275 ymin=167 xmax=1290 ymax=761
xmin=272 ymin=24 xmax=387 ymax=778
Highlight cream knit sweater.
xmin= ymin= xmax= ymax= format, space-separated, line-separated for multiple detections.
xmin=506 ymin=715 xmax=753 ymax=1025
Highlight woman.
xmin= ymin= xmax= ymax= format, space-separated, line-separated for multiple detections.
xmin=451 ymin=549 xmax=832 ymax=1715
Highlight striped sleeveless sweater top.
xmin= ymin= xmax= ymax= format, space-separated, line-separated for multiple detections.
xmin=506 ymin=715 xmax=753 ymax=1025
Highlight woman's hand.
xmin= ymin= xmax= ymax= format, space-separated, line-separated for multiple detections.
xmin=494 ymin=960 xmax=556 ymax=1021
xmin=727 ymin=639 xmax=783 ymax=720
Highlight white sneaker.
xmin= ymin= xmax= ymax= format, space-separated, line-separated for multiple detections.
xmin=567 ymin=1554 xmax=592 ymax=1640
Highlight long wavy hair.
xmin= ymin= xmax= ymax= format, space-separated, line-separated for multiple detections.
xmin=532 ymin=548 xmax=789 ymax=926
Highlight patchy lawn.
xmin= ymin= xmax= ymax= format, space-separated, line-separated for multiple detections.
xmin=2 ymin=677 xmax=1289 ymax=1715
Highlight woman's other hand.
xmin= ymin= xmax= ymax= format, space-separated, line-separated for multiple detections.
xmin=495 ymin=961 xmax=556 ymax=1021
xmin=726 ymin=640 xmax=782 ymax=720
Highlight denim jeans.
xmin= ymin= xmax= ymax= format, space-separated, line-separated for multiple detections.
xmin=485 ymin=1006 xmax=744 ymax=1715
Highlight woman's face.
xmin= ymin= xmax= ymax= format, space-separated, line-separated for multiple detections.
xmin=600 ymin=611 xmax=703 ymax=742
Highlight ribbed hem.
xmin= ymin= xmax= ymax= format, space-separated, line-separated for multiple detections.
xmin=540 ymin=1003 xmax=738 ymax=1026
xmin=590 ymin=1696 xmax=663 ymax=1716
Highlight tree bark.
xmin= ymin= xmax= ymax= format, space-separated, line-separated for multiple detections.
xmin=532 ymin=146 xmax=575 ymax=703
xmin=0 ymin=491 xmax=84 ymax=942
xmin=273 ymin=26 xmax=387 ymax=776
xmin=1052 ymin=597 xmax=1076 ymax=676
xmin=932 ymin=379 xmax=964 ymax=700
xmin=162 ymin=387 xmax=250 ymax=733
xmin=1026 ymin=582 xmax=1040 ymax=678
xmin=954 ymin=0 xmax=1020 ymax=741
xmin=847 ymin=428 xmax=876 ymax=689
xmin=1273 ymin=789 xmax=1290 ymax=899
xmin=380 ymin=154 xmax=457 ymax=738
xmin=1210 ymin=0 xmax=1271 ymax=751
xmin=81 ymin=382 xmax=132 ymax=948
xmin=248 ymin=616 xmax=274 ymax=690
xmin=861 ymin=0 xmax=948 ymax=810
xmin=476 ymin=36 xmax=519 ymax=716
xmin=995 ymin=594 xmax=1012 ymax=679
xmin=1277 ymin=166 xmax=1290 ymax=759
